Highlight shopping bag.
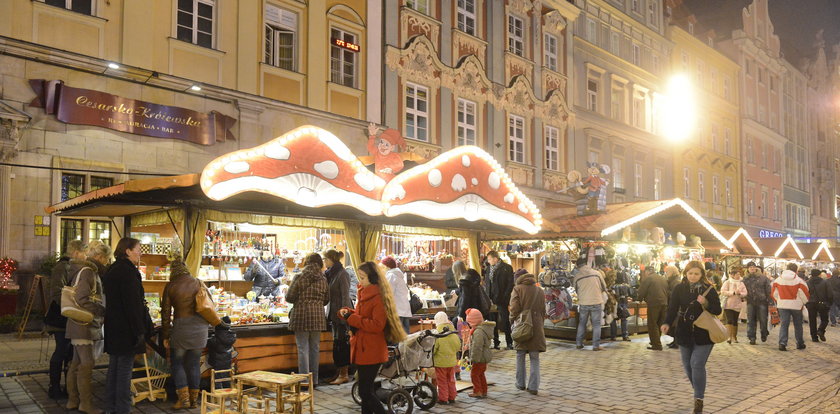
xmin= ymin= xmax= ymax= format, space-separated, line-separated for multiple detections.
xmin=60 ymin=268 xmax=94 ymax=324
xmin=769 ymin=305 xmax=780 ymax=327
xmin=511 ymin=311 xmax=533 ymax=343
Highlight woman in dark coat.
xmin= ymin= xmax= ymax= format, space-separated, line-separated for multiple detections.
xmin=286 ymin=253 xmax=329 ymax=385
xmin=102 ymin=237 xmax=146 ymax=414
xmin=457 ymin=269 xmax=488 ymax=319
xmin=662 ymin=261 xmax=722 ymax=414
xmin=509 ymin=273 xmax=546 ymax=395
xmin=323 ymin=249 xmax=352 ymax=385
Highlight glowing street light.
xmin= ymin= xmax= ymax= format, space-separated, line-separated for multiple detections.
xmin=661 ymin=74 xmax=696 ymax=143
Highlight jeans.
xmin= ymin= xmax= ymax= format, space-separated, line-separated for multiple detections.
xmin=647 ymin=305 xmax=667 ymax=349
xmin=805 ymin=303 xmax=830 ymax=339
xmin=357 ymin=363 xmax=386 ymax=414
xmin=470 ymin=362 xmax=487 ymax=395
xmin=746 ymin=303 xmax=769 ymax=341
xmin=171 ymin=348 xmax=202 ymax=389
xmin=778 ymin=308 xmax=804 ymax=347
xmin=400 ymin=317 xmax=411 ymax=334
xmin=679 ymin=344 xmax=713 ymax=399
xmin=610 ymin=317 xmax=628 ymax=339
xmin=294 ymin=330 xmax=321 ymax=384
xmin=576 ymin=304 xmax=603 ymax=348
xmin=435 ymin=366 xmax=457 ymax=402
xmin=515 ymin=350 xmax=540 ymax=392
xmin=830 ymin=303 xmax=840 ymax=325
xmin=49 ymin=331 xmax=73 ymax=389
xmin=105 ymin=353 xmax=135 ymax=414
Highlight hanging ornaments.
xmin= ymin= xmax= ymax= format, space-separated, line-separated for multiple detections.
xmin=0 ymin=257 xmax=18 ymax=289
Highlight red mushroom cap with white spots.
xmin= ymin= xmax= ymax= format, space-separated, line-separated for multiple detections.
xmin=382 ymin=146 xmax=542 ymax=234
xmin=200 ymin=126 xmax=386 ymax=215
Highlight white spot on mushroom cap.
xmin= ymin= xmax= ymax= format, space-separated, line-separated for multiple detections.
xmin=428 ymin=169 xmax=442 ymax=187
xmin=452 ymin=174 xmax=467 ymax=192
xmin=462 ymin=155 xmax=471 ymax=167
xmin=384 ymin=183 xmax=406 ymax=200
xmin=518 ymin=202 xmax=528 ymax=214
xmin=264 ymin=143 xmax=291 ymax=160
xmin=488 ymin=172 xmax=501 ymax=190
xmin=471 ymin=178 xmax=478 ymax=185
xmin=504 ymin=193 xmax=514 ymax=203
xmin=354 ymin=172 xmax=377 ymax=192
xmin=224 ymin=161 xmax=250 ymax=174
xmin=314 ymin=161 xmax=339 ymax=179
xmin=464 ymin=201 xmax=479 ymax=221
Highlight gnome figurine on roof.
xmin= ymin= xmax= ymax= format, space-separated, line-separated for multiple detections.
xmin=367 ymin=123 xmax=406 ymax=181
xmin=566 ymin=162 xmax=610 ymax=215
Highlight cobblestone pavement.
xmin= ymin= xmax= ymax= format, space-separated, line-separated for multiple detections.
xmin=2 ymin=322 xmax=839 ymax=414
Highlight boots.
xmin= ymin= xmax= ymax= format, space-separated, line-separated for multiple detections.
xmin=732 ymin=324 xmax=739 ymax=343
xmin=694 ymin=398 xmax=704 ymax=413
xmin=65 ymin=361 xmax=79 ymax=410
xmin=76 ymin=364 xmax=101 ymax=414
xmin=329 ymin=366 xmax=350 ymax=385
xmin=726 ymin=325 xmax=734 ymax=344
xmin=189 ymin=389 xmax=200 ymax=408
xmin=173 ymin=387 xmax=190 ymax=410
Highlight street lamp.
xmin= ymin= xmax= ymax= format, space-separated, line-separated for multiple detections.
xmin=661 ymin=74 xmax=696 ymax=143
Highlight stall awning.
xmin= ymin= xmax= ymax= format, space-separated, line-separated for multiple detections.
xmin=723 ymin=228 xmax=763 ymax=256
xmin=506 ymin=198 xmax=731 ymax=249
xmin=754 ymin=237 xmax=804 ymax=260
xmin=798 ymin=241 xmax=835 ymax=262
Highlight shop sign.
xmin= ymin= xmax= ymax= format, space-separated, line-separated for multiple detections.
xmin=758 ymin=229 xmax=785 ymax=238
xmin=332 ymin=37 xmax=360 ymax=52
xmin=29 ymin=80 xmax=236 ymax=146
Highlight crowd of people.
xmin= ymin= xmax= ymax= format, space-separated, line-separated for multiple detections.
xmin=43 ymin=237 xmax=838 ymax=414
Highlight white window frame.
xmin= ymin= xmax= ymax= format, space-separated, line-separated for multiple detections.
xmin=544 ymin=33 xmax=558 ymax=71
xmin=544 ymin=126 xmax=560 ymax=171
xmin=631 ymin=0 xmax=640 ymax=13
xmin=773 ymin=192 xmax=780 ymax=220
xmin=724 ymin=76 xmax=731 ymax=100
xmin=711 ymin=126 xmax=718 ymax=152
xmin=587 ymin=19 xmax=597 ymax=43
xmin=176 ymin=0 xmax=216 ymax=48
xmin=634 ymin=163 xmax=643 ymax=197
xmin=406 ymin=0 xmax=430 ymax=14
xmin=587 ymin=79 xmax=599 ymax=112
xmin=746 ymin=138 xmax=754 ymax=163
xmin=330 ymin=27 xmax=359 ymax=88
xmin=654 ymin=168 xmax=662 ymax=200
xmin=405 ymin=83 xmax=429 ymax=142
xmin=611 ymin=32 xmax=620 ymax=55
xmin=612 ymin=157 xmax=624 ymax=189
xmin=456 ymin=98 xmax=477 ymax=146
xmin=698 ymin=171 xmax=705 ymax=202
xmin=724 ymin=128 xmax=731 ymax=156
xmin=712 ymin=175 xmax=720 ymax=204
xmin=648 ymin=2 xmax=658 ymax=25
xmin=457 ymin=0 xmax=476 ymax=35
xmin=508 ymin=114 xmax=526 ymax=164
xmin=264 ymin=5 xmax=297 ymax=71
xmin=761 ymin=141 xmax=768 ymax=169
xmin=632 ymin=92 xmax=645 ymax=129
xmin=611 ymin=84 xmax=623 ymax=121
xmin=683 ymin=168 xmax=690 ymax=199
xmin=508 ymin=15 xmax=525 ymax=56
xmin=42 ymin=0 xmax=95 ymax=15
xmin=725 ymin=178 xmax=732 ymax=207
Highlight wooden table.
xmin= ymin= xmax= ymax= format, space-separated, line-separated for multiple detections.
xmin=233 ymin=371 xmax=306 ymax=413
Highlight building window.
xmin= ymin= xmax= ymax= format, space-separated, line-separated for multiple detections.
xmin=90 ymin=176 xmax=113 ymax=191
xmin=631 ymin=0 xmax=640 ymax=13
xmin=508 ymin=115 xmax=525 ymax=163
xmin=544 ymin=34 xmax=558 ymax=71
xmin=725 ymin=178 xmax=732 ymax=207
xmin=773 ymin=192 xmax=780 ymax=220
xmin=681 ymin=52 xmax=689 ymax=70
xmin=712 ymin=175 xmax=720 ymax=204
xmin=611 ymin=32 xmax=620 ymax=55
xmin=761 ymin=142 xmax=767 ymax=169
xmin=634 ymin=163 xmax=643 ymax=197
xmin=611 ymin=85 xmax=623 ymax=121
xmin=176 ymin=0 xmax=215 ymax=48
xmin=648 ymin=2 xmax=658 ymax=25
xmin=587 ymin=79 xmax=598 ymax=112
xmin=698 ymin=171 xmax=705 ymax=202
xmin=405 ymin=83 xmax=429 ymax=142
xmin=330 ymin=28 xmax=358 ymax=87
xmin=60 ymin=219 xmax=83 ymax=257
xmin=457 ymin=0 xmax=476 ymax=35
xmin=406 ymin=0 xmax=429 ymax=14
xmin=723 ymin=76 xmax=731 ymax=100
xmin=632 ymin=92 xmax=645 ymax=129
xmin=652 ymin=55 xmax=659 ymax=74
xmin=711 ymin=126 xmax=719 ymax=152
xmin=683 ymin=167 xmax=690 ymax=199
xmin=508 ymin=15 xmax=524 ymax=56
xmin=612 ymin=158 xmax=624 ymax=189
xmin=44 ymin=0 xmax=93 ymax=14
xmin=654 ymin=168 xmax=662 ymax=200
xmin=724 ymin=128 xmax=731 ymax=156
xmin=456 ymin=98 xmax=477 ymax=146
xmin=587 ymin=19 xmax=597 ymax=43
xmin=688 ymin=22 xmax=694 ymax=34
xmin=545 ymin=126 xmax=560 ymax=171
xmin=632 ymin=44 xmax=641 ymax=66
xmin=89 ymin=220 xmax=111 ymax=246
xmin=749 ymin=190 xmax=755 ymax=216
xmin=264 ymin=5 xmax=297 ymax=71
xmin=746 ymin=138 xmax=753 ymax=164
xmin=588 ymin=150 xmax=599 ymax=164
xmin=761 ymin=191 xmax=767 ymax=218
xmin=61 ymin=174 xmax=85 ymax=202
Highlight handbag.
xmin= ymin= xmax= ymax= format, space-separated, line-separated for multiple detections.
xmin=60 ymin=268 xmax=94 ymax=324
xmin=692 ymin=285 xmax=727 ymax=344
xmin=195 ymin=281 xmax=219 ymax=324
xmin=511 ymin=311 xmax=533 ymax=343
xmin=409 ymin=292 xmax=423 ymax=314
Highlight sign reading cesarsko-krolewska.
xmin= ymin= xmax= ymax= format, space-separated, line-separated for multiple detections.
xmin=29 ymin=79 xmax=236 ymax=146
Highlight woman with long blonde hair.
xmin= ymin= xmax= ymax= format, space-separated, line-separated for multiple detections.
xmin=338 ymin=261 xmax=406 ymax=413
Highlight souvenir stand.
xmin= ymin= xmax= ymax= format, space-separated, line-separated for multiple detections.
xmin=718 ymin=228 xmax=765 ymax=277
xmin=485 ymin=198 xmax=733 ymax=340
xmin=797 ymin=240 xmax=835 ymax=269
xmin=46 ymin=126 xmax=541 ymax=373
xmin=753 ymin=236 xmax=805 ymax=277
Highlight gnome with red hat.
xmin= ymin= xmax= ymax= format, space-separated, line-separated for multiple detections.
xmin=367 ymin=123 xmax=406 ymax=180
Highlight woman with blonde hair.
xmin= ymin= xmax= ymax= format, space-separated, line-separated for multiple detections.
xmin=338 ymin=262 xmax=406 ymax=414
xmin=661 ymin=261 xmax=721 ymax=414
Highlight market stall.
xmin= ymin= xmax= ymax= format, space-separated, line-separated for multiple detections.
xmin=753 ymin=236 xmax=805 ymax=276
xmin=46 ymin=125 xmax=542 ymax=372
xmin=797 ymin=240 xmax=835 ymax=269
xmin=485 ymin=198 xmax=733 ymax=340
xmin=717 ymin=227 xmax=765 ymax=276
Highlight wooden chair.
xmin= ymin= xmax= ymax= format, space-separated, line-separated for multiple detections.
xmin=200 ymin=368 xmax=239 ymax=414
xmin=240 ymin=395 xmax=272 ymax=414
xmin=129 ymin=354 xmax=169 ymax=404
xmin=284 ymin=372 xmax=314 ymax=414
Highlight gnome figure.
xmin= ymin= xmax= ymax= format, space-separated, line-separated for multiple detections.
xmin=367 ymin=123 xmax=406 ymax=181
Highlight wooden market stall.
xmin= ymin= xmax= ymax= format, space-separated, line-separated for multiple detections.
xmin=752 ymin=236 xmax=805 ymax=276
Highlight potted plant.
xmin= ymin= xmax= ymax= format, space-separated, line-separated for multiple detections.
xmin=0 ymin=257 xmax=19 ymax=316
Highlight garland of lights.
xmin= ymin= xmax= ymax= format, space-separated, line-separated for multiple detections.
xmin=0 ymin=258 xmax=18 ymax=289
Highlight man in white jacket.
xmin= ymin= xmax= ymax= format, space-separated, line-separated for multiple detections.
xmin=770 ymin=263 xmax=810 ymax=351
xmin=381 ymin=256 xmax=413 ymax=333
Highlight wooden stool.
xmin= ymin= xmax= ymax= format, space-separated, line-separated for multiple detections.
xmin=284 ymin=372 xmax=314 ymax=414
xmin=200 ymin=368 xmax=240 ymax=414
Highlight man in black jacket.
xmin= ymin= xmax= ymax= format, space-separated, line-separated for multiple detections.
xmin=805 ymin=270 xmax=833 ymax=342
xmin=828 ymin=270 xmax=840 ymax=327
xmin=484 ymin=251 xmax=514 ymax=349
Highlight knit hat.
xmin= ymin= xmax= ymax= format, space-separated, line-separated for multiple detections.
xmin=378 ymin=128 xmax=405 ymax=149
xmin=381 ymin=256 xmax=397 ymax=269
xmin=465 ymin=308 xmax=484 ymax=328
xmin=514 ymin=268 xmax=528 ymax=278
xmin=434 ymin=311 xmax=450 ymax=327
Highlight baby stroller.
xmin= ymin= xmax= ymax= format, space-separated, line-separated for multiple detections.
xmin=351 ymin=330 xmax=452 ymax=413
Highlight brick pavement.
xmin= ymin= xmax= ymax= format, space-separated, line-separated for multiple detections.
xmin=1 ymin=323 xmax=839 ymax=414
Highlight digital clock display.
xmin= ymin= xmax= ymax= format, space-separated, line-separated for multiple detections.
xmin=332 ymin=38 xmax=360 ymax=52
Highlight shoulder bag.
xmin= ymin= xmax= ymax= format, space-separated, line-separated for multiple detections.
xmin=692 ymin=285 xmax=727 ymax=343
xmin=195 ymin=280 xmax=219 ymax=323
xmin=409 ymin=291 xmax=424 ymax=314
xmin=511 ymin=310 xmax=533 ymax=343
xmin=60 ymin=268 xmax=94 ymax=324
